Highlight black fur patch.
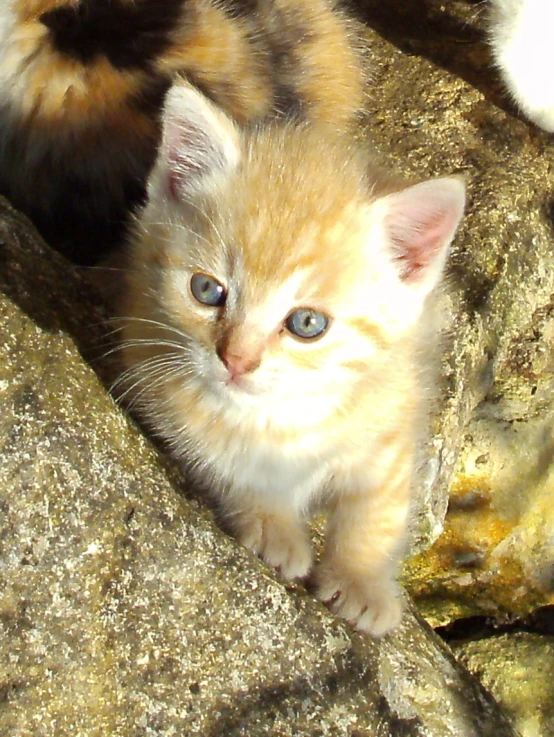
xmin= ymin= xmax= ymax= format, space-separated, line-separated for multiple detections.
xmin=264 ymin=30 xmax=306 ymax=118
xmin=40 ymin=0 xmax=187 ymax=69
xmin=273 ymin=83 xmax=303 ymax=120
xmin=272 ymin=6 xmax=316 ymax=50
xmin=224 ymin=0 xmax=260 ymax=18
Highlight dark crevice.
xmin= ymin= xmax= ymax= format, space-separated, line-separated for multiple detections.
xmin=436 ymin=606 xmax=554 ymax=643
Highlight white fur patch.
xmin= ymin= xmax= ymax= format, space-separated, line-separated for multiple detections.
xmin=490 ymin=0 xmax=554 ymax=131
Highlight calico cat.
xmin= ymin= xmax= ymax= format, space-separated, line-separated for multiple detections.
xmin=0 ymin=0 xmax=549 ymax=267
xmin=489 ymin=0 xmax=554 ymax=132
xmin=116 ymin=83 xmax=465 ymax=637
xmin=0 ymin=0 xmax=366 ymax=263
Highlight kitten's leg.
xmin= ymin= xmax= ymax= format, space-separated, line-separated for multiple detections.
xmin=314 ymin=450 xmax=412 ymax=638
xmin=225 ymin=501 xmax=313 ymax=581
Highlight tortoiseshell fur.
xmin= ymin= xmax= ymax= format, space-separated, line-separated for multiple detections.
xmin=0 ymin=0 xmax=367 ymax=262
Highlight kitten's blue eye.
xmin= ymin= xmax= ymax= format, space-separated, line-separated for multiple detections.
xmin=190 ymin=273 xmax=226 ymax=306
xmin=285 ymin=309 xmax=329 ymax=340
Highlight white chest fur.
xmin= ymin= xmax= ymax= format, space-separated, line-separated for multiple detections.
xmin=191 ymin=426 xmax=331 ymax=514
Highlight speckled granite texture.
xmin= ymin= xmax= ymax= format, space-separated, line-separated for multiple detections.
xmin=0 ymin=198 xmax=517 ymax=735
xmin=1 ymin=0 xmax=554 ymax=733
xmin=454 ymin=631 xmax=554 ymax=737
xmin=353 ymin=0 xmax=554 ymax=626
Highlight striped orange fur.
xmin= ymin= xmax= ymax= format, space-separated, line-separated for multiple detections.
xmin=116 ymin=85 xmax=466 ymax=637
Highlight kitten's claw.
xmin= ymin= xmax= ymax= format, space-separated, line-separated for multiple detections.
xmin=322 ymin=589 xmax=342 ymax=607
xmin=314 ymin=562 xmax=403 ymax=638
xmin=235 ymin=514 xmax=312 ymax=581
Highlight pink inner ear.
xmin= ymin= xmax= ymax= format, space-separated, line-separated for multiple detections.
xmin=155 ymin=84 xmax=240 ymax=203
xmin=385 ymin=179 xmax=465 ymax=284
xmin=163 ymin=123 xmax=208 ymax=201
xmin=391 ymin=212 xmax=454 ymax=281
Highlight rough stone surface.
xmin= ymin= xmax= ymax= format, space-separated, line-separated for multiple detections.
xmin=453 ymin=631 xmax=554 ymax=737
xmin=0 ymin=197 xmax=517 ymax=736
xmin=2 ymin=0 xmax=554 ymax=731
xmin=353 ymin=0 xmax=554 ymax=624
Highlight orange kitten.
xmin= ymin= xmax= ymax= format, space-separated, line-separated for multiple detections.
xmin=117 ymin=84 xmax=465 ymax=637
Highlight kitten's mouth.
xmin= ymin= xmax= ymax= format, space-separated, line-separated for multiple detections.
xmin=224 ymin=375 xmax=260 ymax=396
xmin=209 ymin=365 xmax=264 ymax=398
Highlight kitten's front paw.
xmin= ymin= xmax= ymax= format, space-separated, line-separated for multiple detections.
xmin=314 ymin=561 xmax=403 ymax=638
xmin=235 ymin=514 xmax=312 ymax=581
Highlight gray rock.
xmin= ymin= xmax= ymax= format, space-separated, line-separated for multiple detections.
xmin=0 ymin=198 xmax=517 ymax=735
xmin=354 ymin=0 xmax=554 ymax=624
xmin=2 ymin=0 xmax=553 ymax=731
xmin=453 ymin=632 xmax=554 ymax=737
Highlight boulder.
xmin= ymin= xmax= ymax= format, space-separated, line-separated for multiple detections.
xmin=2 ymin=0 xmax=554 ymax=731
xmin=453 ymin=628 xmax=554 ymax=737
xmin=354 ymin=0 xmax=554 ymax=624
xmin=0 ymin=197 xmax=518 ymax=735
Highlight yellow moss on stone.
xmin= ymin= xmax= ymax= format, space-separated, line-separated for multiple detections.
xmin=404 ymin=472 xmax=550 ymax=627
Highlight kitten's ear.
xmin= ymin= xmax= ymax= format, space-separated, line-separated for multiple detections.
xmin=377 ymin=177 xmax=466 ymax=295
xmin=151 ymin=82 xmax=241 ymax=201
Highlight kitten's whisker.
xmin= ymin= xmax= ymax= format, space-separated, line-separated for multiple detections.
xmin=115 ymin=338 xmax=188 ymax=353
xmin=147 ymin=220 xmax=218 ymax=251
xmin=110 ymin=315 xmax=191 ymax=344
xmin=111 ymin=355 xmax=179 ymax=395
xmin=79 ymin=265 xmax=127 ymax=273
xmin=115 ymin=363 xmax=179 ymax=405
xmin=112 ymin=350 xmax=196 ymax=397
xmin=96 ymin=340 xmax=185 ymax=363
xmin=176 ymin=195 xmax=228 ymax=252
xmin=123 ymin=362 xmax=195 ymax=411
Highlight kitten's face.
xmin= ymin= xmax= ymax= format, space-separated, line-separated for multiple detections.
xmin=152 ymin=197 xmax=406 ymax=421
xmin=124 ymin=83 xmax=465 ymax=428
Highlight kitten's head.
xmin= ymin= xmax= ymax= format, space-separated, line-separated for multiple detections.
xmin=126 ymin=83 xmax=465 ymax=428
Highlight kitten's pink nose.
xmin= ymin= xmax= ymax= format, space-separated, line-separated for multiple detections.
xmin=218 ymin=349 xmax=260 ymax=379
